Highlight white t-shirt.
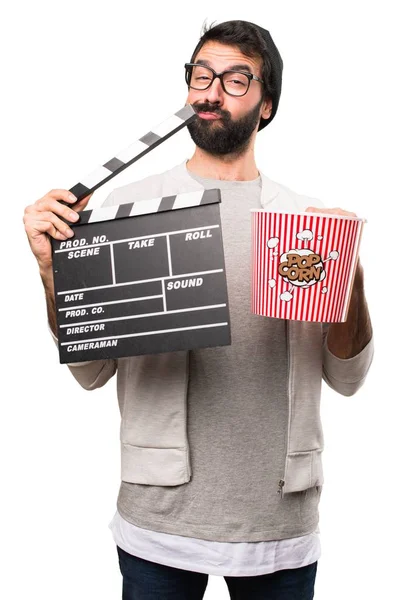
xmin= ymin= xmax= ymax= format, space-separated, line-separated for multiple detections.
xmin=109 ymin=511 xmax=320 ymax=577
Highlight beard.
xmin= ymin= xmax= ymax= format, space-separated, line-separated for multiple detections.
xmin=187 ymin=98 xmax=263 ymax=157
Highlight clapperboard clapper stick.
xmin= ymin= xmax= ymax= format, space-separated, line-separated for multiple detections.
xmin=51 ymin=106 xmax=231 ymax=363
xmin=64 ymin=104 xmax=197 ymax=204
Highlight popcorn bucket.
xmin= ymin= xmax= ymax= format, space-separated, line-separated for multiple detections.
xmin=251 ymin=210 xmax=366 ymax=323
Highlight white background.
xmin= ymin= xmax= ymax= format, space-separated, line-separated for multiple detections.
xmin=1 ymin=1 xmax=410 ymax=598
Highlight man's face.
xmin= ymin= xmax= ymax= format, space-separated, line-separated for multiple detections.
xmin=186 ymin=41 xmax=272 ymax=156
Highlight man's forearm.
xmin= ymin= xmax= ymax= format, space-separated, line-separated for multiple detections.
xmin=326 ymin=261 xmax=372 ymax=359
xmin=39 ymin=266 xmax=58 ymax=337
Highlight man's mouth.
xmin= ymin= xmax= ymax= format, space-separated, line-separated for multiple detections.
xmin=197 ymin=112 xmax=221 ymax=120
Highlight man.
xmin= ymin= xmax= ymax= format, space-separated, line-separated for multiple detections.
xmin=24 ymin=20 xmax=373 ymax=600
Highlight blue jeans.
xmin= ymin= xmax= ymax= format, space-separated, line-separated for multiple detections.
xmin=117 ymin=546 xmax=318 ymax=599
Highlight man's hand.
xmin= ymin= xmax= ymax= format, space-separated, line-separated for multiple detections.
xmin=305 ymin=205 xmax=372 ymax=359
xmin=305 ymin=206 xmax=357 ymax=218
xmin=23 ymin=189 xmax=92 ymax=336
xmin=23 ymin=189 xmax=92 ymax=271
xmin=305 ymin=204 xmax=362 ymax=285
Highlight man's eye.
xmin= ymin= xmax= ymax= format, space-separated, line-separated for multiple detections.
xmin=229 ymin=79 xmax=247 ymax=86
xmin=195 ymin=75 xmax=212 ymax=81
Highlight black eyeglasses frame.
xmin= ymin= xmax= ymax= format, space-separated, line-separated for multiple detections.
xmin=184 ymin=62 xmax=264 ymax=97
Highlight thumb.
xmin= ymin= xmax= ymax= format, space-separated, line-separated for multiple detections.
xmin=73 ymin=192 xmax=94 ymax=213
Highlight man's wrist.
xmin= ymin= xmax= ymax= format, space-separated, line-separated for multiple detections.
xmin=39 ymin=262 xmax=53 ymax=283
xmin=353 ymin=260 xmax=364 ymax=290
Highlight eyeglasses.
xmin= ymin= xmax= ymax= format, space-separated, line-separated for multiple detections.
xmin=185 ymin=63 xmax=264 ymax=97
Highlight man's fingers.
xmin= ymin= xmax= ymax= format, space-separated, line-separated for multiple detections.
xmin=55 ymin=230 xmax=69 ymax=240
xmin=28 ymin=212 xmax=75 ymax=240
xmin=24 ymin=189 xmax=93 ymax=253
xmin=34 ymin=198 xmax=80 ymax=223
xmin=33 ymin=189 xmax=92 ymax=217
xmin=72 ymin=192 xmax=93 ymax=213
xmin=41 ymin=210 xmax=75 ymax=237
xmin=46 ymin=189 xmax=79 ymax=204
xmin=305 ymin=206 xmax=322 ymax=213
xmin=305 ymin=206 xmax=357 ymax=217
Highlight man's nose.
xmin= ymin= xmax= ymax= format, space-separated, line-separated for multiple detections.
xmin=202 ymin=77 xmax=225 ymax=105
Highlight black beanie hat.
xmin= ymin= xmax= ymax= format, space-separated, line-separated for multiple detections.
xmin=249 ymin=23 xmax=284 ymax=130
xmin=189 ymin=20 xmax=284 ymax=131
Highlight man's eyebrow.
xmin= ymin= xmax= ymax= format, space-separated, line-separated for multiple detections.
xmin=195 ymin=59 xmax=253 ymax=73
xmin=228 ymin=64 xmax=252 ymax=73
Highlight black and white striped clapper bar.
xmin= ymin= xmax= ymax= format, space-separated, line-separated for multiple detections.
xmin=69 ymin=105 xmax=197 ymax=201
xmin=51 ymin=189 xmax=231 ymax=363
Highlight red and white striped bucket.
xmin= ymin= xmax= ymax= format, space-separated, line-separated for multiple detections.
xmin=251 ymin=210 xmax=366 ymax=323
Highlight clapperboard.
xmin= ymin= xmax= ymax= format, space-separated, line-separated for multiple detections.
xmin=51 ymin=106 xmax=231 ymax=363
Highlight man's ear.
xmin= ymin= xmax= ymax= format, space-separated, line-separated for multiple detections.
xmin=261 ymin=96 xmax=272 ymax=120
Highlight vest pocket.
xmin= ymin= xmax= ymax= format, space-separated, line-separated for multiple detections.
xmin=117 ymin=351 xmax=191 ymax=486
xmin=121 ymin=443 xmax=191 ymax=486
xmin=283 ymin=449 xmax=324 ymax=493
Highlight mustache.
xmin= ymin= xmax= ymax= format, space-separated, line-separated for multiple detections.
xmin=193 ymin=103 xmax=231 ymax=120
